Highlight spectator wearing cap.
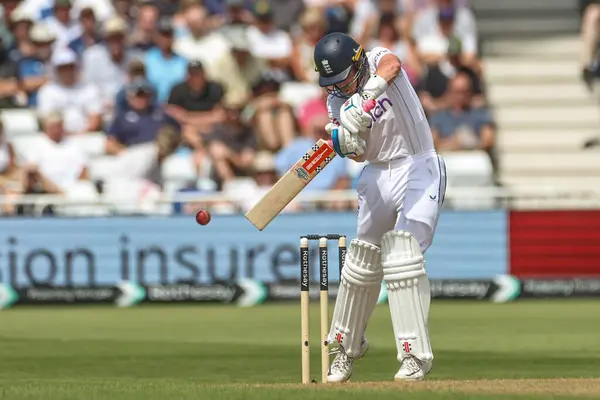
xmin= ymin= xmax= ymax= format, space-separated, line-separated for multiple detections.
xmin=67 ymin=7 xmax=101 ymax=56
xmin=46 ymin=0 xmax=82 ymax=48
xmin=413 ymin=0 xmax=478 ymax=66
xmin=246 ymin=0 xmax=293 ymax=81
xmin=37 ymin=47 xmax=103 ymax=135
xmin=167 ymin=60 xmax=225 ymax=154
xmin=144 ymin=18 xmax=188 ymax=104
xmin=205 ymin=100 xmax=257 ymax=190
xmin=130 ymin=1 xmax=159 ymax=51
xmin=291 ymin=8 xmax=327 ymax=83
xmin=82 ymin=16 xmax=143 ymax=118
xmin=173 ymin=3 xmax=230 ymax=71
xmin=430 ymin=73 xmax=495 ymax=156
xmin=210 ymin=25 xmax=265 ymax=106
xmin=18 ymin=22 xmax=56 ymax=107
xmin=114 ymin=59 xmax=158 ymax=114
xmin=22 ymin=111 xmax=90 ymax=195
xmin=6 ymin=7 xmax=35 ymax=62
xmin=106 ymin=77 xmax=178 ymax=155
xmin=0 ymin=34 xmax=20 ymax=108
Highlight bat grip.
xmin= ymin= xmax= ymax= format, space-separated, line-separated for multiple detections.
xmin=363 ymin=98 xmax=376 ymax=112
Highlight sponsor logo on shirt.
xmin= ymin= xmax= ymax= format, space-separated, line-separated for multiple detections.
xmin=373 ymin=49 xmax=390 ymax=65
xmin=368 ymin=97 xmax=393 ymax=127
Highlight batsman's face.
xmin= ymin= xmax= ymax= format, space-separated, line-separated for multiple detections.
xmin=329 ymin=66 xmax=359 ymax=97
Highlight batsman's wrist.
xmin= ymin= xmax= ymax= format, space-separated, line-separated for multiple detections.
xmin=362 ymin=74 xmax=388 ymax=100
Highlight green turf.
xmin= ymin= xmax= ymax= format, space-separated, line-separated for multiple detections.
xmin=0 ymin=301 xmax=599 ymax=399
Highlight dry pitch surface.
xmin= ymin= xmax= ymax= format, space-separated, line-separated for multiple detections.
xmin=1 ymin=301 xmax=599 ymax=400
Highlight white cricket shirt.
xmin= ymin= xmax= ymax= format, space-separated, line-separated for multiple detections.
xmin=327 ymin=47 xmax=435 ymax=163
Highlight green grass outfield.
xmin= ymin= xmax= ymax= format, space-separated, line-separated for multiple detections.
xmin=1 ymin=301 xmax=600 ymax=400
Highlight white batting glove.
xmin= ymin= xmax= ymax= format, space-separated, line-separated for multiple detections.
xmin=340 ymin=93 xmax=372 ymax=135
xmin=326 ymin=123 xmax=366 ymax=158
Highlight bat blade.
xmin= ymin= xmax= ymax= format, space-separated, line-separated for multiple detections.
xmin=245 ymin=139 xmax=336 ymax=231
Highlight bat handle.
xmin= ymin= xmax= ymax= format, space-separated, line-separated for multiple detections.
xmin=363 ymin=98 xmax=376 ymax=113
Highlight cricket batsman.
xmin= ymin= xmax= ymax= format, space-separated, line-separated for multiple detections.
xmin=313 ymin=32 xmax=447 ymax=382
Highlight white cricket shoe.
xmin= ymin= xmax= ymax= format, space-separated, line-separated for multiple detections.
xmin=327 ymin=338 xmax=369 ymax=383
xmin=394 ymin=355 xmax=432 ymax=381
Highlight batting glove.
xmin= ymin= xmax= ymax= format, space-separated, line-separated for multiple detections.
xmin=327 ymin=123 xmax=366 ymax=158
xmin=340 ymin=93 xmax=373 ymax=135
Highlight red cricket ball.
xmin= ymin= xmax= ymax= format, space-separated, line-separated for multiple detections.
xmin=195 ymin=209 xmax=211 ymax=225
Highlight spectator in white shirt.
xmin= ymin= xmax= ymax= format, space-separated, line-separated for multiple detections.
xmin=173 ymin=3 xmax=230 ymax=72
xmin=45 ymin=0 xmax=82 ymax=48
xmin=413 ymin=0 xmax=478 ymax=66
xmin=23 ymin=111 xmax=90 ymax=194
xmin=37 ymin=47 xmax=103 ymax=135
xmin=82 ymin=16 xmax=142 ymax=119
xmin=246 ymin=0 xmax=292 ymax=80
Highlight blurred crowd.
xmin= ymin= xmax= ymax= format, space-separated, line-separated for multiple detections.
xmin=0 ymin=0 xmax=494 ymax=216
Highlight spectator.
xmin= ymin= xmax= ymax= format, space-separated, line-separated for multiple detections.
xmin=216 ymin=0 xmax=256 ymax=27
xmin=68 ymin=7 xmax=101 ymax=56
xmin=106 ymin=78 xmax=177 ymax=154
xmin=353 ymin=0 xmax=411 ymax=44
xmin=114 ymin=59 xmax=158 ymax=114
xmin=113 ymin=0 xmax=136 ymax=28
xmin=0 ymin=34 xmax=20 ymax=108
xmin=248 ymin=71 xmax=295 ymax=152
xmin=172 ymin=3 xmax=230 ymax=71
xmin=246 ymin=1 xmax=292 ymax=81
xmin=305 ymin=0 xmax=355 ymax=34
xmin=23 ymin=111 xmax=90 ymax=195
xmin=430 ymin=73 xmax=495 ymax=154
xmin=144 ymin=18 xmax=188 ymax=103
xmin=368 ymin=12 xmax=422 ymax=86
xmin=297 ymin=88 xmax=328 ymax=137
xmin=210 ymin=25 xmax=265 ymax=107
xmin=166 ymin=60 xmax=225 ymax=173
xmin=581 ymin=0 xmax=600 ymax=91
xmin=0 ymin=0 xmax=21 ymax=47
xmin=82 ymin=16 xmax=143 ymax=117
xmin=71 ymin=0 xmax=115 ymax=23
xmin=19 ymin=22 xmax=56 ymax=107
xmin=6 ymin=7 xmax=35 ymax=62
xmin=270 ymin=0 xmax=305 ymax=31
xmin=418 ymin=36 xmax=485 ymax=115
xmin=413 ymin=0 xmax=478 ymax=66
xmin=291 ymin=7 xmax=327 ymax=83
xmin=0 ymin=120 xmax=21 ymax=207
xmin=46 ymin=0 xmax=82 ymax=48
xmin=239 ymin=150 xmax=279 ymax=213
xmin=130 ymin=1 xmax=159 ymax=51
xmin=172 ymin=0 xmax=204 ymax=37
xmin=205 ymin=101 xmax=256 ymax=190
xmin=37 ymin=47 xmax=103 ymax=135
xmin=275 ymin=111 xmax=350 ymax=194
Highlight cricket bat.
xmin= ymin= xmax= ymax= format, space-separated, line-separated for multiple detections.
xmin=245 ymin=139 xmax=336 ymax=231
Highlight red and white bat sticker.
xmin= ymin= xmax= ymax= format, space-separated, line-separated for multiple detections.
xmin=302 ymin=143 xmax=334 ymax=174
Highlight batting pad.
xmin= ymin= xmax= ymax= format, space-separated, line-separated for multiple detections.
xmin=381 ymin=230 xmax=433 ymax=363
xmin=329 ymin=239 xmax=382 ymax=358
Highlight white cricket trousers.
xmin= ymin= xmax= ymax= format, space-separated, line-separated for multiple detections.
xmin=356 ymin=150 xmax=447 ymax=252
